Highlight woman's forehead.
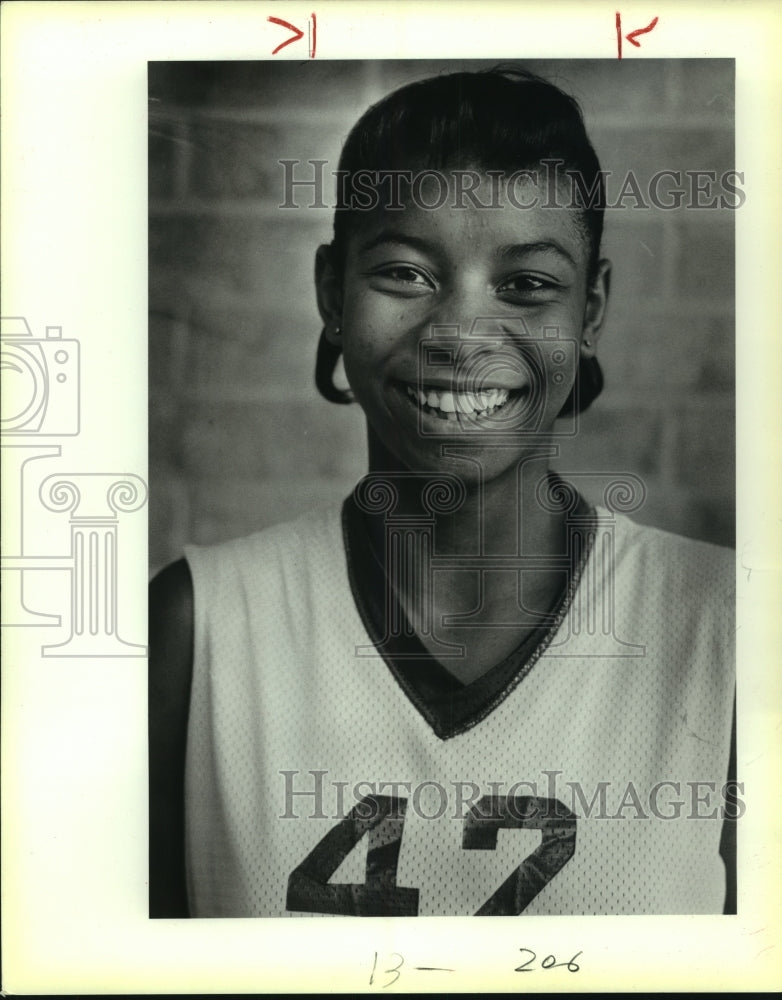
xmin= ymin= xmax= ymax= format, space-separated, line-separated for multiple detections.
xmin=344 ymin=171 xmax=589 ymax=266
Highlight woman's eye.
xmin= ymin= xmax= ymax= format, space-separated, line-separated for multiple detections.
xmin=498 ymin=274 xmax=556 ymax=299
xmin=370 ymin=264 xmax=434 ymax=292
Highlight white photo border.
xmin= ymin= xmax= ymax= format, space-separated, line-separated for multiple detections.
xmin=2 ymin=0 xmax=781 ymax=993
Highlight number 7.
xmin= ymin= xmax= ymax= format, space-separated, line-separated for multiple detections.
xmin=463 ymin=795 xmax=577 ymax=915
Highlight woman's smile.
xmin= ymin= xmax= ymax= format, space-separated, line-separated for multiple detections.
xmin=404 ymin=381 xmax=513 ymax=419
xmin=321 ymin=170 xmax=610 ymax=477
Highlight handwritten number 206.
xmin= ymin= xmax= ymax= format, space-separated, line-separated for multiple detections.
xmin=516 ymin=947 xmax=582 ymax=973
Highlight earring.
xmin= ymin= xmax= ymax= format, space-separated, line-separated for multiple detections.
xmin=316 ymin=325 xmax=353 ymax=405
xmin=323 ymin=322 xmax=342 ymax=346
xmin=584 ymin=338 xmax=592 ymax=348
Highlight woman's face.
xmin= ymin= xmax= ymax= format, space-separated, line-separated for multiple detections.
xmin=318 ymin=172 xmax=610 ymax=483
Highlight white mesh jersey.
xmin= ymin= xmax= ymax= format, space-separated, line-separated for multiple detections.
xmin=183 ymin=502 xmax=735 ymax=917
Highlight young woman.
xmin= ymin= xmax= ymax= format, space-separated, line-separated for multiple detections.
xmin=149 ymin=69 xmax=736 ymax=918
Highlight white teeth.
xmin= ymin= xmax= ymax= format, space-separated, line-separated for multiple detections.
xmin=439 ymin=391 xmax=456 ymax=412
xmin=406 ymin=384 xmax=512 ymax=417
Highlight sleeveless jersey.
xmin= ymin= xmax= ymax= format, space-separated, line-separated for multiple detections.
xmin=183 ymin=502 xmax=735 ymax=917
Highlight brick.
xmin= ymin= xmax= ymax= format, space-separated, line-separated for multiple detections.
xmin=148 ymin=211 xmax=330 ymax=404
xmin=187 ymin=287 xmax=319 ymax=346
xmin=148 ymin=264 xmax=187 ymax=318
xmin=590 ymin=125 xmax=734 ymax=205
xmin=148 ymin=465 xmax=190 ymax=571
xmin=187 ymin=118 xmax=347 ymax=203
xmin=148 ymin=391 xmax=182 ymax=468
xmin=149 ymin=62 xmax=215 ymax=107
xmin=150 ymin=60 xmax=374 ymax=113
xmin=673 ymin=60 xmax=735 ymax=120
xmin=190 ymin=476 xmax=356 ymax=546
xmin=600 ymin=473 xmax=734 ymax=548
xmin=551 ymin=403 xmax=664 ymax=479
xmin=148 ymin=215 xmax=328 ymax=305
xmin=697 ymin=315 xmax=735 ymax=392
xmin=149 ymin=214 xmax=208 ymax=271
xmin=208 ymin=61 xmax=373 ymax=113
xmin=621 ymin=477 xmax=703 ymax=541
xmin=148 ymin=113 xmax=182 ymax=200
xmin=148 ymin=312 xmax=178 ymax=387
xmin=188 ymin=119 xmax=285 ymax=200
xmin=545 ymin=59 xmax=673 ymax=118
xmin=597 ymin=308 xmax=733 ymax=395
xmin=599 ymin=220 xmax=666 ymax=300
xmin=674 ymin=219 xmax=734 ymax=299
xmin=186 ymin=318 xmax=318 ymax=401
xmin=669 ymin=403 xmax=736 ymax=493
xmin=180 ymin=400 xmax=367 ymax=480
xmin=552 ymin=458 xmax=734 ymax=548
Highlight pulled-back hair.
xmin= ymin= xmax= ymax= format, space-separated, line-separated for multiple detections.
xmin=317 ymin=68 xmax=605 ymax=414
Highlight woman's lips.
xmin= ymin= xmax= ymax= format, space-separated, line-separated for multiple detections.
xmin=400 ymin=380 xmax=529 ymax=424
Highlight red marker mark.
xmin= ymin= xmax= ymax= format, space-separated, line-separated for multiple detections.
xmin=269 ymin=13 xmax=316 ymax=57
xmin=268 ymin=16 xmax=303 ymax=54
xmin=616 ymin=12 xmax=659 ymax=59
xmin=626 ymin=15 xmax=659 ymax=47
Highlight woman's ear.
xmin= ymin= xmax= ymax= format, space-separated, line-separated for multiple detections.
xmin=580 ymin=258 xmax=611 ymax=358
xmin=315 ymin=243 xmax=343 ymax=344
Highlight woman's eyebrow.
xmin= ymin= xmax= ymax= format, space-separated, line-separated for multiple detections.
xmin=357 ymin=232 xmax=436 ymax=255
xmin=496 ymin=241 xmax=578 ymax=268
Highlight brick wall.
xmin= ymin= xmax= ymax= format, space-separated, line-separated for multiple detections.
xmin=148 ymin=59 xmax=735 ymax=575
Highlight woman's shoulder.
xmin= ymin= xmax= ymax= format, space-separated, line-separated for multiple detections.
xmin=149 ymin=556 xmax=194 ymax=661
xmin=602 ymin=507 xmax=735 ymax=604
xmin=607 ymin=508 xmax=734 ymax=563
xmin=148 ymin=557 xmax=195 ymax=916
xmin=182 ymin=502 xmax=344 ymax=576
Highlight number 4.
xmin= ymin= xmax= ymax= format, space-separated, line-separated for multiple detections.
xmin=287 ymin=795 xmax=419 ymax=916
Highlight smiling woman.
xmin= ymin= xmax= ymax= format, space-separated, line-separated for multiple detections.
xmin=317 ymin=169 xmax=607 ymax=470
xmin=148 ymin=62 xmax=736 ymax=919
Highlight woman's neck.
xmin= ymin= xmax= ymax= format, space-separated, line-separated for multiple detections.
xmin=363 ymin=431 xmax=568 ymax=560
xmin=359 ymin=430 xmax=576 ymax=682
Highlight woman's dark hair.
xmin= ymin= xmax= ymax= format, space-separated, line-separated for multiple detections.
xmin=316 ymin=68 xmax=605 ymax=415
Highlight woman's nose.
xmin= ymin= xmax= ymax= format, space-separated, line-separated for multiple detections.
xmin=419 ymin=278 xmax=533 ymax=343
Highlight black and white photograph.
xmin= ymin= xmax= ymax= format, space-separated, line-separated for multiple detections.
xmin=3 ymin=2 xmax=781 ymax=993
xmin=148 ymin=58 xmax=738 ymax=919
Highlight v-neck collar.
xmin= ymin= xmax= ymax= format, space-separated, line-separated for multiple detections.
xmin=341 ymin=480 xmax=596 ymax=740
